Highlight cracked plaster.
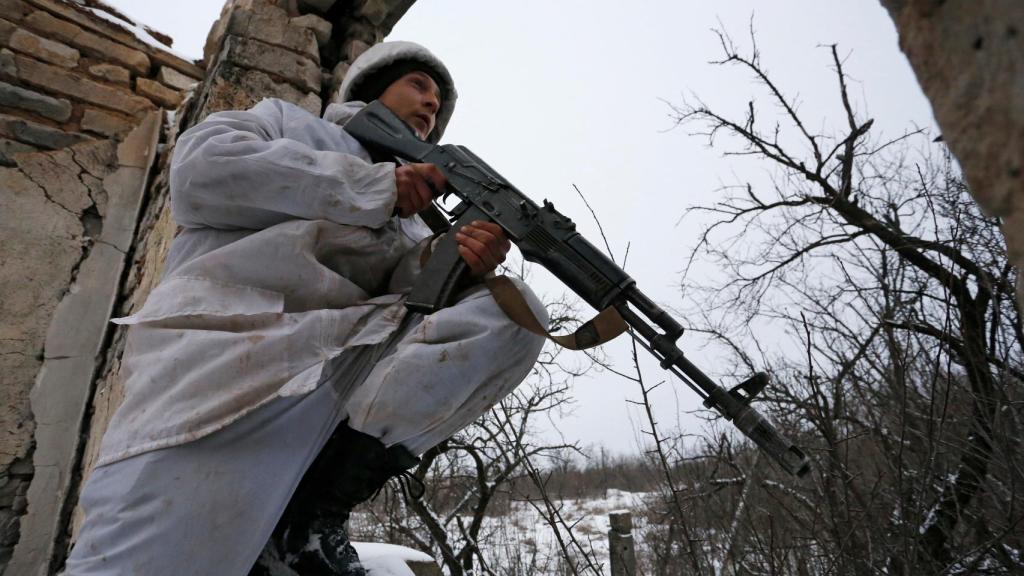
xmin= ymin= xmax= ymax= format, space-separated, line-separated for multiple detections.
xmin=2 ymin=112 xmax=161 ymax=576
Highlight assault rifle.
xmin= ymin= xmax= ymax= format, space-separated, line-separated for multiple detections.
xmin=345 ymin=101 xmax=811 ymax=477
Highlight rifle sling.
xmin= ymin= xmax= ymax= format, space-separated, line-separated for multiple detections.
xmin=417 ymin=232 xmax=628 ymax=350
xmin=484 ymin=275 xmax=627 ymax=351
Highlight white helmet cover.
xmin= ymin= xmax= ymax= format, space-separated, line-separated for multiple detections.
xmin=338 ymin=41 xmax=457 ymax=143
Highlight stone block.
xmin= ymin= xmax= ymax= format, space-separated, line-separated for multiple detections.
xmin=22 ymin=9 xmax=77 ymax=38
xmin=0 ymin=80 xmax=71 ymax=121
xmin=298 ymin=91 xmax=321 ymax=116
xmin=1 ymin=47 xmax=16 ymax=77
xmin=345 ymin=20 xmax=381 ymax=45
xmin=324 ymin=60 xmax=348 ymax=102
xmin=74 ymin=33 xmax=150 ymax=77
xmin=0 ymin=112 xmax=90 ymax=150
xmin=136 ymin=77 xmax=182 ymax=108
xmin=342 ymin=38 xmax=371 ymax=63
xmin=290 ymin=14 xmax=331 ymax=47
xmin=0 ymin=0 xmax=32 ymax=21
xmin=0 ymin=17 xmax=13 ymax=43
xmin=89 ymin=63 xmax=130 ymax=85
xmin=9 ymin=28 xmax=79 ymax=68
xmin=356 ymin=0 xmax=391 ymax=26
xmin=15 ymin=54 xmax=155 ymax=115
xmin=355 ymin=0 xmax=415 ymax=29
xmin=202 ymin=0 xmax=236 ymax=69
xmin=150 ymin=51 xmax=204 ymax=82
xmin=226 ymin=8 xmax=319 ymax=63
xmin=221 ymin=35 xmax=321 ymax=93
xmin=200 ymin=62 xmax=319 ymax=118
xmin=21 ymin=0 xmax=201 ymax=79
xmin=0 ymin=136 xmax=35 ymax=165
xmin=81 ymin=107 xmax=132 ymax=137
xmin=115 ymin=110 xmax=160 ymax=169
xmin=156 ymin=65 xmax=197 ymax=91
xmin=329 ymin=60 xmax=349 ymax=86
xmin=26 ymin=0 xmax=197 ymax=75
xmin=24 ymin=11 xmax=150 ymax=75
xmin=29 ymin=0 xmax=155 ymax=51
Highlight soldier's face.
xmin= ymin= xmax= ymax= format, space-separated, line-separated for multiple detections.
xmin=378 ymin=71 xmax=441 ymax=140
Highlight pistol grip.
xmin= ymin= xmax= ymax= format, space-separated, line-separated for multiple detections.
xmin=406 ymin=207 xmax=488 ymax=314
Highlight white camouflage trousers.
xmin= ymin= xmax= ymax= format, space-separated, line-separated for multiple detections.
xmin=64 ymin=283 xmax=546 ymax=575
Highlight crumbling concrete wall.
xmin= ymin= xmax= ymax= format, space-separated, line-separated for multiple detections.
xmin=3 ymin=117 xmax=161 ymax=576
xmin=0 ymin=139 xmax=118 ymax=569
xmin=880 ymin=0 xmax=1023 ymax=293
xmin=0 ymin=0 xmax=202 ymax=572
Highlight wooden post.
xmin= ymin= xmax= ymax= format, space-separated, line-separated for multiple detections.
xmin=609 ymin=511 xmax=636 ymax=576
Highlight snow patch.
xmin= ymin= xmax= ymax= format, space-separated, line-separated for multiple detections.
xmin=352 ymin=542 xmax=434 ymax=563
xmin=352 ymin=543 xmax=433 ymax=576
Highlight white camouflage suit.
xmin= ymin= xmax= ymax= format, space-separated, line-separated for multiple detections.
xmin=65 ymin=42 xmax=547 ymax=575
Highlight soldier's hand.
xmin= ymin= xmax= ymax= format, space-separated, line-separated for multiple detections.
xmin=394 ymin=163 xmax=446 ymax=217
xmin=456 ymin=221 xmax=512 ymax=277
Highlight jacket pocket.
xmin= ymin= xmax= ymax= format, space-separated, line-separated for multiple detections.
xmin=113 ymin=276 xmax=285 ymax=325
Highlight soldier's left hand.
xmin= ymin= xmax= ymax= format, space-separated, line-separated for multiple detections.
xmin=455 ymin=221 xmax=512 ymax=277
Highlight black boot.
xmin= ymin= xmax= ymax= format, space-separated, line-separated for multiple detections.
xmin=253 ymin=422 xmax=423 ymax=575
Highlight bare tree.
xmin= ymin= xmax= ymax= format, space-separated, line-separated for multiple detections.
xmin=640 ymin=25 xmax=1024 ymax=575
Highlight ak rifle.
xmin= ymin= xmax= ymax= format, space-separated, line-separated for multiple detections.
xmin=346 ymin=101 xmax=811 ymax=477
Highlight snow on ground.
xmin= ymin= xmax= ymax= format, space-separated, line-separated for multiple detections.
xmin=352 ymin=489 xmax=651 ymax=574
xmin=483 ymin=489 xmax=649 ymax=573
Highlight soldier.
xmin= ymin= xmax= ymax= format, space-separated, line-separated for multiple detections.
xmin=65 ymin=41 xmax=546 ymax=575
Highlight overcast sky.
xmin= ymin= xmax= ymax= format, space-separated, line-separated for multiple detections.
xmin=105 ymin=1 xmax=936 ymax=456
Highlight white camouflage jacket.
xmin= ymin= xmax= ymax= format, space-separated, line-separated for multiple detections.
xmin=97 ymin=98 xmax=434 ymax=466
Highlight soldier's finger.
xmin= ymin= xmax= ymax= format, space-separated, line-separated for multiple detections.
xmin=414 ymin=163 xmax=447 ymax=196
xmin=411 ymin=176 xmax=432 ymax=213
xmin=456 ymin=231 xmax=498 ymax=270
xmin=467 ymin=224 xmax=510 ymax=261
xmin=457 ymin=245 xmax=485 ymax=276
xmin=471 ymin=221 xmax=512 ymax=254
